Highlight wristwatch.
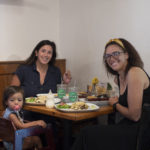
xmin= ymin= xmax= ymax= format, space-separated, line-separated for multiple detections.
xmin=113 ymin=102 xmax=119 ymax=111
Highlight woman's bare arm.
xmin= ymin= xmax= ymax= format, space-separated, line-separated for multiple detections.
xmin=11 ymin=75 xmax=21 ymax=86
xmin=114 ymin=67 xmax=148 ymax=121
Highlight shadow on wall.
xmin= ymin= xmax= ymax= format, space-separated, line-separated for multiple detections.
xmin=0 ymin=0 xmax=23 ymax=5
xmin=0 ymin=0 xmax=49 ymax=10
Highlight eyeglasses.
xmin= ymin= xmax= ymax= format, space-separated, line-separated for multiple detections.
xmin=104 ymin=51 xmax=124 ymax=60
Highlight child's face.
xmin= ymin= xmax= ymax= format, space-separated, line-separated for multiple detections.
xmin=6 ymin=92 xmax=23 ymax=110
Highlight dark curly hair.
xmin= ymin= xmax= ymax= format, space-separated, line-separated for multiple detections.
xmin=103 ymin=38 xmax=143 ymax=76
xmin=24 ymin=40 xmax=57 ymax=65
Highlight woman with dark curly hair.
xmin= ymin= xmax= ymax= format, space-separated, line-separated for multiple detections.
xmin=71 ymin=38 xmax=150 ymax=150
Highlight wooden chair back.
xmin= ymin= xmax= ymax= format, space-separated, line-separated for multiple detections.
xmin=0 ymin=117 xmax=56 ymax=150
xmin=0 ymin=117 xmax=15 ymax=143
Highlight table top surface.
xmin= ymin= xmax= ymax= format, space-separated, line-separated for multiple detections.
xmin=24 ymin=104 xmax=113 ymax=121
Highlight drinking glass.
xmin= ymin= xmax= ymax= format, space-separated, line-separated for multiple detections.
xmin=96 ymin=82 xmax=107 ymax=96
xmin=68 ymin=86 xmax=78 ymax=102
xmin=57 ymin=84 xmax=67 ymax=99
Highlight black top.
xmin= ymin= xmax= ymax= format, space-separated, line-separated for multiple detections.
xmin=14 ymin=64 xmax=61 ymax=98
xmin=117 ymin=70 xmax=150 ymax=124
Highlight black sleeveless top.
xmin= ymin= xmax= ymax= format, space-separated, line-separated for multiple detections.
xmin=116 ymin=70 xmax=150 ymax=125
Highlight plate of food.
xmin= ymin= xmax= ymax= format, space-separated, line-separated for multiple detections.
xmin=25 ymin=97 xmax=61 ymax=105
xmin=25 ymin=97 xmax=45 ymax=105
xmin=36 ymin=93 xmax=58 ymax=97
xmin=55 ymin=101 xmax=99 ymax=112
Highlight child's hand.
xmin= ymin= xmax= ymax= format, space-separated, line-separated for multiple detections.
xmin=36 ymin=120 xmax=47 ymax=128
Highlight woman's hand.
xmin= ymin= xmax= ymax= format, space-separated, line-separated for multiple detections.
xmin=63 ymin=70 xmax=72 ymax=84
xmin=108 ymin=96 xmax=119 ymax=106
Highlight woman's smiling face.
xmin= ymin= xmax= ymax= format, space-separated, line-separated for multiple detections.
xmin=105 ymin=44 xmax=128 ymax=72
xmin=35 ymin=45 xmax=53 ymax=65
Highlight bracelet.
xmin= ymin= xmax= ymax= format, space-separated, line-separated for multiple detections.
xmin=113 ymin=102 xmax=119 ymax=111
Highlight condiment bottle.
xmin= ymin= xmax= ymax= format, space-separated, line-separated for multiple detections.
xmin=45 ymin=90 xmax=55 ymax=108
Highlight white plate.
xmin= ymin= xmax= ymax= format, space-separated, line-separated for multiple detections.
xmin=55 ymin=102 xmax=99 ymax=113
xmin=25 ymin=97 xmax=45 ymax=106
xmin=93 ymin=100 xmax=109 ymax=106
xmin=25 ymin=97 xmax=61 ymax=106
xmin=54 ymin=98 xmax=61 ymax=104
xmin=85 ymin=100 xmax=109 ymax=106
xmin=36 ymin=93 xmax=58 ymax=97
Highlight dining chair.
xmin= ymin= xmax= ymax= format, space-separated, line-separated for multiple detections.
xmin=0 ymin=117 xmax=56 ymax=150
xmin=106 ymin=104 xmax=150 ymax=150
xmin=71 ymin=104 xmax=150 ymax=150
xmin=137 ymin=104 xmax=150 ymax=150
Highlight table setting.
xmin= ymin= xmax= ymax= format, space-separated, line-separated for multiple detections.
xmin=23 ymin=80 xmax=114 ymax=120
xmin=24 ymin=77 xmax=115 ymax=114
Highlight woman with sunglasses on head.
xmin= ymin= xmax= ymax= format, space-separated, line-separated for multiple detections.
xmin=71 ymin=38 xmax=150 ymax=150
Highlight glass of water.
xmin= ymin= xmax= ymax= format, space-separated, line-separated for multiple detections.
xmin=68 ymin=86 xmax=78 ymax=102
xmin=57 ymin=84 xmax=67 ymax=99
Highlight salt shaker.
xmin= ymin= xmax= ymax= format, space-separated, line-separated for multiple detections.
xmin=45 ymin=90 xmax=55 ymax=108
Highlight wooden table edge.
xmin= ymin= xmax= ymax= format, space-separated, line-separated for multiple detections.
xmin=23 ymin=105 xmax=113 ymax=121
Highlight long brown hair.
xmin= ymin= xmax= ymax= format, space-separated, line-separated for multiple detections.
xmin=24 ymin=40 xmax=57 ymax=65
xmin=103 ymin=38 xmax=144 ymax=76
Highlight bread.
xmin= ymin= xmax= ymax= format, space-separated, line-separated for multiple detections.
xmin=71 ymin=101 xmax=88 ymax=110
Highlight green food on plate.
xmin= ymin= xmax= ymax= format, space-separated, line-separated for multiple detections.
xmin=25 ymin=97 xmax=36 ymax=103
xmin=56 ymin=104 xmax=71 ymax=109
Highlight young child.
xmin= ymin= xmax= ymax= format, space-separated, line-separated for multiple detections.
xmin=2 ymin=86 xmax=47 ymax=150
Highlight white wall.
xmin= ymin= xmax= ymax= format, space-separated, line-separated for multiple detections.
xmin=0 ymin=0 xmax=60 ymax=60
xmin=59 ymin=0 xmax=150 ymax=90
xmin=1 ymin=0 xmax=150 ymax=91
